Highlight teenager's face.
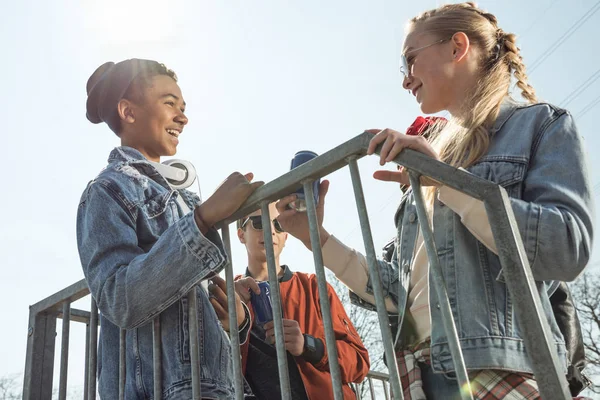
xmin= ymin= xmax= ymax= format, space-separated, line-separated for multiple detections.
xmin=238 ymin=203 xmax=288 ymax=264
xmin=123 ymin=75 xmax=188 ymax=162
xmin=401 ymin=30 xmax=456 ymax=114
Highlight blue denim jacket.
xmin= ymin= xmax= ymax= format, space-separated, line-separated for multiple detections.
xmin=356 ymin=100 xmax=595 ymax=375
xmin=77 ymin=147 xmax=237 ymax=399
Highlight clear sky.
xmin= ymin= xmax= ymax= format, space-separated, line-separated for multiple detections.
xmin=1 ymin=0 xmax=599 ymax=392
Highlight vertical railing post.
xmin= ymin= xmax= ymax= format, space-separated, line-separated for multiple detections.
xmin=188 ymin=288 xmax=202 ymax=399
xmin=484 ymin=188 xmax=571 ymax=399
xmin=347 ymin=157 xmax=403 ymax=400
xmin=367 ymin=378 xmax=375 ymax=399
xmin=408 ymin=172 xmax=473 ymax=400
xmin=84 ymin=322 xmax=90 ymax=400
xmin=119 ymin=329 xmax=126 ymax=400
xmin=23 ymin=310 xmax=57 ymax=400
xmin=261 ymin=201 xmax=292 ymax=399
xmin=152 ymin=317 xmax=162 ymax=399
xmin=221 ymin=225 xmax=245 ymax=399
xmin=58 ymin=301 xmax=71 ymax=400
xmin=87 ymin=298 xmax=99 ymax=400
xmin=303 ymin=181 xmax=344 ymax=400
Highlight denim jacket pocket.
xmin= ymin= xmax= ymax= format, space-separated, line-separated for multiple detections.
xmin=468 ymin=157 xmax=527 ymax=198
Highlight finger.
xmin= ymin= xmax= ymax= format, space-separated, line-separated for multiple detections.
xmin=243 ymin=172 xmax=254 ymax=182
xmin=385 ymin=140 xmax=407 ymax=162
xmin=209 ymin=297 xmax=228 ymax=320
xmin=318 ymin=180 xmax=330 ymax=205
xmin=379 ymin=135 xmax=396 ymax=166
xmin=276 ymin=194 xmax=297 ymax=212
xmin=263 ymin=321 xmax=274 ymax=330
xmin=238 ymin=277 xmax=260 ymax=294
xmin=373 ymin=170 xmax=409 ymax=184
xmin=364 ymin=128 xmax=382 ymax=135
xmin=276 ymin=208 xmax=297 ymax=222
xmin=249 ymin=181 xmax=264 ymax=191
xmin=366 ymin=130 xmax=386 ymax=155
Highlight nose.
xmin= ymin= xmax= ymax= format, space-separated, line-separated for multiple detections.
xmin=175 ymin=110 xmax=188 ymax=126
xmin=402 ymin=74 xmax=412 ymax=90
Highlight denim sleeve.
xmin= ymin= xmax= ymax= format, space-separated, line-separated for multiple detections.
xmin=510 ymin=112 xmax=595 ymax=281
xmin=77 ymin=181 xmax=227 ymax=329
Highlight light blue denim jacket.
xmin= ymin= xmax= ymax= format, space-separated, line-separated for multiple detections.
xmin=77 ymin=147 xmax=239 ymax=399
xmin=354 ymin=100 xmax=595 ymax=375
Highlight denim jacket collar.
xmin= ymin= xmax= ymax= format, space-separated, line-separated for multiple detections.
xmin=108 ymin=146 xmax=149 ymax=164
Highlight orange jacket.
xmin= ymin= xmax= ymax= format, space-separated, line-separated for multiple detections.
xmin=239 ymin=268 xmax=370 ymax=400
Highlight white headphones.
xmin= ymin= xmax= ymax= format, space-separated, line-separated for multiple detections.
xmin=149 ymin=159 xmax=202 ymax=200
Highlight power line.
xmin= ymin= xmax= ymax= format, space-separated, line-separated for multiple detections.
xmin=559 ymin=67 xmax=600 ymax=107
xmin=520 ymin=0 xmax=559 ymax=37
xmin=576 ymin=93 xmax=600 ymax=120
xmin=528 ymin=0 xmax=600 ymax=74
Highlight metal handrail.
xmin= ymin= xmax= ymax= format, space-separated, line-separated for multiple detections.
xmin=23 ymin=131 xmax=571 ymax=400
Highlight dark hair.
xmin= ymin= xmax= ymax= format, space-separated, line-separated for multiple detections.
xmin=86 ymin=59 xmax=177 ymax=135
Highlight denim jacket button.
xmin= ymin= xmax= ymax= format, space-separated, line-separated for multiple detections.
xmin=408 ymin=212 xmax=417 ymax=223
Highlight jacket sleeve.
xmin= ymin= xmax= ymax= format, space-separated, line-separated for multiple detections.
xmin=438 ymin=112 xmax=594 ymax=282
xmin=77 ymin=181 xmax=227 ymax=329
xmin=507 ymin=112 xmax=594 ymax=281
xmin=309 ymin=280 xmax=371 ymax=384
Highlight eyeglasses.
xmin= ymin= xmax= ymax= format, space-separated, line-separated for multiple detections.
xmin=399 ymin=38 xmax=450 ymax=79
xmin=241 ymin=215 xmax=285 ymax=233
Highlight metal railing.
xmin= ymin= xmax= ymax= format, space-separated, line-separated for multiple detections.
xmin=23 ymin=132 xmax=571 ymax=399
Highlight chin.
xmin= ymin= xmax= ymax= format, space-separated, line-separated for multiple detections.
xmin=419 ymin=101 xmax=443 ymax=115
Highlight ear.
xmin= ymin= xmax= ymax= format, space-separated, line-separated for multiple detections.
xmin=117 ymin=98 xmax=136 ymax=125
xmin=450 ymin=32 xmax=470 ymax=63
xmin=237 ymin=228 xmax=246 ymax=244
xmin=281 ymin=232 xmax=288 ymax=247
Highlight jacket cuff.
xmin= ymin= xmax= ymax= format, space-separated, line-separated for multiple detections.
xmin=238 ymin=302 xmax=252 ymax=345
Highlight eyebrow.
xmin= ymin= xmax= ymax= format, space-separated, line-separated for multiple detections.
xmin=161 ymin=93 xmax=186 ymax=107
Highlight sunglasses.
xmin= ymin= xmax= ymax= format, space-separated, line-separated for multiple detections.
xmin=399 ymin=38 xmax=450 ymax=79
xmin=241 ymin=215 xmax=285 ymax=233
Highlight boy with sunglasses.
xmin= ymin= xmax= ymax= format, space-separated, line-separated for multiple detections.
xmin=232 ymin=203 xmax=370 ymax=400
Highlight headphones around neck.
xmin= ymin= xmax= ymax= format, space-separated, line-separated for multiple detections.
xmin=149 ymin=159 xmax=201 ymax=199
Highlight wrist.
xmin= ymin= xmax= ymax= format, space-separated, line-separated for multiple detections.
xmin=194 ymin=206 xmax=212 ymax=233
xmin=302 ymin=228 xmax=330 ymax=251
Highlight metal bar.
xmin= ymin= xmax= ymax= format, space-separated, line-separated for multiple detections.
xmin=119 ymin=329 xmax=126 ymax=400
xmin=30 ymin=279 xmax=90 ymax=315
xmin=221 ymin=225 xmax=245 ymax=399
xmin=188 ymin=288 xmax=202 ymax=400
xmin=383 ymin=381 xmax=389 ymax=400
xmin=58 ymin=307 xmax=94 ymax=324
xmin=219 ymin=131 xmax=495 ymax=229
xmin=23 ymin=311 xmax=57 ymax=400
xmin=484 ymin=186 xmax=571 ymax=399
xmin=303 ymin=181 xmax=344 ymax=400
xmin=84 ymin=323 xmax=90 ymax=400
xmin=261 ymin=201 xmax=291 ymax=399
xmin=347 ymin=158 xmax=403 ymax=400
xmin=58 ymin=301 xmax=71 ymax=400
xmin=408 ymin=172 xmax=473 ymax=400
xmin=153 ymin=317 xmax=162 ymax=399
xmin=88 ymin=298 xmax=99 ymax=400
xmin=368 ymin=378 xmax=375 ymax=399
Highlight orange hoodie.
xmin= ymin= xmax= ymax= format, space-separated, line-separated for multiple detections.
xmin=238 ymin=267 xmax=370 ymax=399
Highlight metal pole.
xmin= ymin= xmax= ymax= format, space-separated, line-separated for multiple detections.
xmin=408 ymin=172 xmax=473 ymax=400
xmin=58 ymin=301 xmax=71 ymax=400
xmin=88 ymin=298 xmax=99 ymax=400
xmin=368 ymin=378 xmax=375 ymax=399
xmin=383 ymin=381 xmax=389 ymax=400
xmin=347 ymin=157 xmax=403 ymax=400
xmin=221 ymin=225 xmax=245 ymax=399
xmin=303 ymin=181 xmax=344 ymax=400
xmin=23 ymin=311 xmax=57 ymax=400
xmin=484 ymin=187 xmax=571 ymax=399
xmin=261 ymin=201 xmax=291 ymax=400
xmin=188 ymin=288 xmax=202 ymax=399
xmin=119 ymin=329 xmax=126 ymax=400
xmin=153 ymin=317 xmax=162 ymax=399
xmin=84 ymin=322 xmax=90 ymax=400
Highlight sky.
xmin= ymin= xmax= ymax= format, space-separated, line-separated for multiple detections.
xmin=1 ymin=0 xmax=599 ymax=393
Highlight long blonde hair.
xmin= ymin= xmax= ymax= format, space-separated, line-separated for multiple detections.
xmin=409 ymin=2 xmax=537 ymax=169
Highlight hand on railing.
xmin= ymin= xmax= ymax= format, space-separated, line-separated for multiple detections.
xmin=233 ymin=276 xmax=260 ymax=304
xmin=275 ymin=180 xmax=331 ymax=251
xmin=366 ymin=128 xmax=441 ymax=187
xmin=195 ymin=172 xmax=264 ymax=233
